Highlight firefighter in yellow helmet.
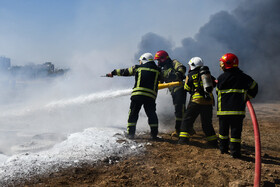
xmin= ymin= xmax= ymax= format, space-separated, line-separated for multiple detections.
xmin=154 ymin=50 xmax=187 ymax=137
xmin=178 ymin=57 xmax=218 ymax=147
xmin=106 ymin=53 xmax=162 ymax=140
xmin=217 ymin=53 xmax=258 ymax=158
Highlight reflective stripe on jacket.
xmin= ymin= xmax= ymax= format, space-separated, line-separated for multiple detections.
xmin=216 ymin=68 xmax=258 ymax=116
xmin=161 ymin=59 xmax=186 ymax=93
xmin=112 ymin=61 xmax=161 ymax=100
xmin=185 ymin=68 xmax=216 ymax=105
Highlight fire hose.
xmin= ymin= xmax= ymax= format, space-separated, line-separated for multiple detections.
xmin=158 ymin=81 xmax=183 ymax=90
xmin=246 ymin=100 xmax=261 ymax=187
xmin=158 ymin=81 xmax=261 ymax=187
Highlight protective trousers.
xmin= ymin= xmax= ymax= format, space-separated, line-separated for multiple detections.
xmin=127 ymin=99 xmax=158 ymax=138
xmin=171 ymin=87 xmax=187 ymax=132
xmin=218 ymin=116 xmax=244 ymax=156
xmin=180 ymin=102 xmax=216 ymax=141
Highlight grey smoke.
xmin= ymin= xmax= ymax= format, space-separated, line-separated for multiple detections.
xmin=134 ymin=33 xmax=173 ymax=60
xmin=135 ymin=0 xmax=280 ymax=101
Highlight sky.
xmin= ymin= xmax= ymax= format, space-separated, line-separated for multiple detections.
xmin=0 ymin=0 xmax=279 ymax=100
xmin=0 ymin=0 xmax=241 ymax=67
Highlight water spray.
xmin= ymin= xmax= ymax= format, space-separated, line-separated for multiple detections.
xmin=45 ymin=89 xmax=131 ymax=108
xmin=0 ymin=89 xmax=132 ymax=117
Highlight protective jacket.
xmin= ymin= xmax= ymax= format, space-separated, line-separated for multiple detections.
xmin=216 ymin=68 xmax=258 ymax=116
xmin=160 ymin=58 xmax=186 ymax=92
xmin=160 ymin=58 xmax=187 ymax=133
xmin=111 ymin=61 xmax=161 ymax=100
xmin=184 ymin=67 xmax=216 ymax=105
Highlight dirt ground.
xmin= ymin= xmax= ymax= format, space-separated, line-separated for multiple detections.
xmin=21 ymin=102 xmax=280 ymax=187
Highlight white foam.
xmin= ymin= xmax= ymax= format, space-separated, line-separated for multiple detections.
xmin=0 ymin=127 xmax=144 ymax=186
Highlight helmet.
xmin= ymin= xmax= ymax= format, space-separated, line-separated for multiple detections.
xmin=139 ymin=53 xmax=154 ymax=64
xmin=188 ymin=57 xmax=204 ymax=70
xmin=219 ymin=53 xmax=239 ymax=69
xmin=154 ymin=50 xmax=169 ymax=60
xmin=154 ymin=50 xmax=169 ymax=66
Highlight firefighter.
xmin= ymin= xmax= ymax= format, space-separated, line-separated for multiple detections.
xmin=217 ymin=53 xmax=258 ymax=158
xmin=106 ymin=53 xmax=162 ymax=140
xmin=178 ymin=57 xmax=218 ymax=147
xmin=154 ymin=50 xmax=187 ymax=137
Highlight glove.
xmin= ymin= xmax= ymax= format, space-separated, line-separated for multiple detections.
xmin=106 ymin=73 xmax=113 ymax=77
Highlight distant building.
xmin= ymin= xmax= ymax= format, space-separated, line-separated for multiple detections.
xmin=0 ymin=56 xmax=11 ymax=70
xmin=9 ymin=62 xmax=68 ymax=79
xmin=0 ymin=56 xmax=68 ymax=80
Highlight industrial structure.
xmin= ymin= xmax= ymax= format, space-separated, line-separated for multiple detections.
xmin=0 ymin=56 xmax=68 ymax=79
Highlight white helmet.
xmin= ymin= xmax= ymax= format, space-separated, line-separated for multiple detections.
xmin=139 ymin=53 xmax=154 ymax=64
xmin=188 ymin=57 xmax=204 ymax=70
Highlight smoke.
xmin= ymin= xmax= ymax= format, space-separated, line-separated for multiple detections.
xmin=0 ymin=47 xmax=139 ymax=155
xmin=134 ymin=33 xmax=174 ymax=60
xmin=0 ymin=46 xmax=176 ymax=155
xmin=136 ymin=0 xmax=280 ymax=101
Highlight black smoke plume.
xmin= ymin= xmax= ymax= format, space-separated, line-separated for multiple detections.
xmin=135 ymin=0 xmax=280 ymax=101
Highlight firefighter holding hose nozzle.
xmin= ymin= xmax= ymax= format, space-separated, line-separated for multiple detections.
xmin=217 ymin=53 xmax=258 ymax=158
xmin=106 ymin=53 xmax=162 ymax=140
xmin=154 ymin=50 xmax=187 ymax=138
xmin=178 ymin=57 xmax=218 ymax=147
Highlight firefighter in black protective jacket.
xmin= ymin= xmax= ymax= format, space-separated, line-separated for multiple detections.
xmin=178 ymin=57 xmax=218 ymax=146
xmin=154 ymin=50 xmax=187 ymax=137
xmin=106 ymin=53 xmax=162 ymax=140
xmin=217 ymin=53 xmax=258 ymax=158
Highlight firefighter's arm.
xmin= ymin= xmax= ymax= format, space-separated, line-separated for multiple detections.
xmin=211 ymin=75 xmax=217 ymax=88
xmin=173 ymin=60 xmax=186 ymax=80
xmin=247 ymin=80 xmax=258 ymax=99
xmin=158 ymin=68 xmax=165 ymax=83
xmin=107 ymin=66 xmax=136 ymax=77
xmin=162 ymin=68 xmax=175 ymax=80
xmin=163 ymin=67 xmax=185 ymax=81
xmin=176 ymin=66 xmax=186 ymax=80
xmin=183 ymin=76 xmax=192 ymax=92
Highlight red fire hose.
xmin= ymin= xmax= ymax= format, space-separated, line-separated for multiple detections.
xmin=246 ymin=100 xmax=261 ymax=187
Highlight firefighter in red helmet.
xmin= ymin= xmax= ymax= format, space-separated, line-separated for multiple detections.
xmin=154 ymin=50 xmax=187 ymax=137
xmin=217 ymin=53 xmax=258 ymax=158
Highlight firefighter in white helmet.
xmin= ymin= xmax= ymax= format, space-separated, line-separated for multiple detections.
xmin=178 ymin=57 xmax=218 ymax=147
xmin=106 ymin=53 xmax=162 ymax=140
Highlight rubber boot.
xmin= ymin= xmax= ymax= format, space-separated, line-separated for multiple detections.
xmin=230 ymin=142 xmax=241 ymax=158
xmin=219 ymin=139 xmax=229 ymax=154
xmin=187 ymin=127 xmax=196 ymax=136
xmin=126 ymin=125 xmax=136 ymax=139
xmin=150 ymin=127 xmax=158 ymax=140
xmin=207 ymin=139 xmax=218 ymax=148
xmin=178 ymin=137 xmax=189 ymax=145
